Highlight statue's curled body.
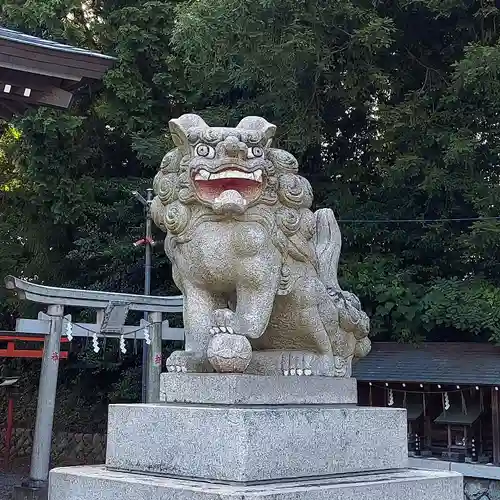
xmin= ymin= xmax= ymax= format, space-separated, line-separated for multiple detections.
xmin=151 ymin=114 xmax=371 ymax=377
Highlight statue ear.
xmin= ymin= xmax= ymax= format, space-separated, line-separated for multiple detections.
xmin=169 ymin=114 xmax=208 ymax=150
xmin=237 ymin=116 xmax=277 ymax=144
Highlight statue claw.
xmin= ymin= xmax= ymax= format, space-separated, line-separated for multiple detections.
xmin=212 ymin=308 xmax=239 ymax=337
xmin=282 ymin=367 xmax=309 ymax=376
xmin=279 ymin=351 xmax=317 ymax=376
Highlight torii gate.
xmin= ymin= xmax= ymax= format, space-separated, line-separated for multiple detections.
xmin=5 ymin=276 xmax=184 ymax=497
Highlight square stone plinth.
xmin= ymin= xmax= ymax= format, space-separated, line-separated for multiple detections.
xmin=160 ymin=373 xmax=358 ymax=405
xmin=49 ymin=466 xmax=463 ymax=500
xmin=106 ymin=403 xmax=408 ymax=482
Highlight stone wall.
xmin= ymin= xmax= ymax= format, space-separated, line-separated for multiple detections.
xmin=464 ymin=478 xmax=500 ymax=500
xmin=0 ymin=428 xmax=106 ymax=467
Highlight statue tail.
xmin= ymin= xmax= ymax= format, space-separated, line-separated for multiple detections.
xmin=314 ymin=208 xmax=342 ymax=290
xmin=314 ymin=208 xmax=371 ymax=360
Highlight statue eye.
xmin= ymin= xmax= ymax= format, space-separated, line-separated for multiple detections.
xmin=195 ymin=144 xmax=215 ymax=158
xmin=248 ymin=147 xmax=264 ymax=159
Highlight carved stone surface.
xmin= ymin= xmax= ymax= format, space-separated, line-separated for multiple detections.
xmin=151 ymin=114 xmax=371 ymax=376
xmin=159 ymin=373 xmax=358 ymax=405
xmin=207 ymin=332 xmax=252 ymax=373
xmin=464 ymin=478 xmax=500 ymax=500
xmin=49 ymin=466 xmax=463 ymax=500
xmin=105 ymin=403 xmax=408 ymax=481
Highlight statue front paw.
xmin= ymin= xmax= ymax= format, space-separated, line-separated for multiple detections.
xmin=166 ymin=351 xmax=212 ymax=373
xmin=210 ymin=308 xmax=238 ymax=335
xmin=208 ymin=309 xmax=253 ymax=373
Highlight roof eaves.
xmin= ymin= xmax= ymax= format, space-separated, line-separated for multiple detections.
xmin=0 ymin=27 xmax=116 ymax=61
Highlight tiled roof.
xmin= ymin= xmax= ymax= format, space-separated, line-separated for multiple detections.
xmin=0 ymin=27 xmax=115 ymax=60
xmin=353 ymin=342 xmax=500 ymax=385
xmin=434 ymin=405 xmax=483 ymax=426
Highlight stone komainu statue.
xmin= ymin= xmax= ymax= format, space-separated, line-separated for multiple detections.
xmin=151 ymin=114 xmax=371 ymax=377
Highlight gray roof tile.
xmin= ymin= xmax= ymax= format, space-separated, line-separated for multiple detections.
xmin=353 ymin=342 xmax=500 ymax=385
xmin=0 ymin=27 xmax=115 ymax=60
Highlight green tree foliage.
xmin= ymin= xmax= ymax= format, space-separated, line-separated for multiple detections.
xmin=1 ymin=0 xmax=500 ymax=349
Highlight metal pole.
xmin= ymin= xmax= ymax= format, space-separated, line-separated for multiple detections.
xmin=30 ymin=304 xmax=64 ymax=485
xmin=145 ymin=189 xmax=153 ymax=295
xmin=147 ymin=311 xmax=162 ymax=402
xmin=5 ymin=394 xmax=13 ymax=469
xmin=141 ymin=188 xmax=153 ymax=403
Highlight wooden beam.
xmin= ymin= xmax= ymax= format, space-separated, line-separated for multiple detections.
xmin=0 ymin=38 xmax=112 ymax=73
xmin=0 ymin=68 xmax=65 ymax=91
xmin=0 ymin=98 xmax=26 ymax=115
xmin=2 ymin=87 xmax=73 ymax=109
xmin=424 ymin=385 xmax=432 ymax=450
xmin=36 ymin=87 xmax=73 ymax=108
xmin=0 ymin=49 xmax=106 ymax=81
xmin=0 ymin=335 xmax=69 ymax=360
xmin=0 ymin=56 xmax=84 ymax=81
xmin=0 ymin=104 xmax=13 ymax=120
xmin=493 ymin=387 xmax=500 ymax=465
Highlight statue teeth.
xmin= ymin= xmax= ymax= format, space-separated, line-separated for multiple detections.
xmin=194 ymin=169 xmax=210 ymax=180
xmin=253 ymin=169 xmax=263 ymax=182
xmin=199 ymin=169 xmax=261 ymax=181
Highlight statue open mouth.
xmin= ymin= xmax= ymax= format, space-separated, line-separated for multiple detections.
xmin=193 ymin=167 xmax=264 ymax=212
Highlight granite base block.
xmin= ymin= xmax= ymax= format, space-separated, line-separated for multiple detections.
xmin=160 ymin=373 xmax=358 ymax=405
xmin=106 ymin=403 xmax=408 ymax=481
xmin=49 ymin=466 xmax=464 ymax=500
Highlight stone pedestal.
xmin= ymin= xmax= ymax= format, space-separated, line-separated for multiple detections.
xmin=48 ymin=374 xmax=463 ymax=500
xmin=50 ymin=466 xmax=462 ymax=500
xmin=106 ymin=403 xmax=408 ymax=480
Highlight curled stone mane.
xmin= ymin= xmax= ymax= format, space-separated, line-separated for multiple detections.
xmin=151 ymin=146 xmax=317 ymax=272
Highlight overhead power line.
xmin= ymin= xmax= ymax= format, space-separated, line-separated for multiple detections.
xmin=338 ymin=216 xmax=500 ymax=224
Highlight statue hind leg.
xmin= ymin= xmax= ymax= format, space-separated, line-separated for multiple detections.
xmin=247 ymin=348 xmax=336 ymax=376
xmin=249 ymin=280 xmax=337 ymax=376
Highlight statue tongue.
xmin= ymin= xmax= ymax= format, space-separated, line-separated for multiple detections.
xmin=213 ymin=189 xmax=248 ymax=215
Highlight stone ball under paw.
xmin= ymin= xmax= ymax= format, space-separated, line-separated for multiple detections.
xmin=207 ymin=333 xmax=252 ymax=373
